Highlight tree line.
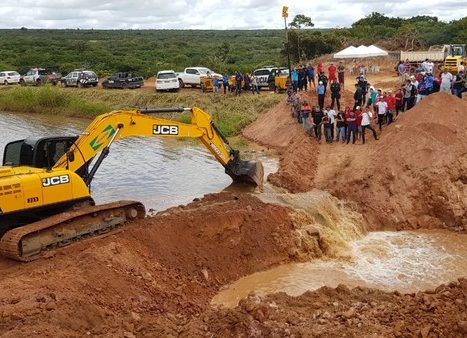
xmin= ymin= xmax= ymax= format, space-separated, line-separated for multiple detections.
xmin=0 ymin=13 xmax=464 ymax=77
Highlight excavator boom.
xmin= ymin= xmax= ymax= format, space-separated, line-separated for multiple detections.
xmin=53 ymin=107 xmax=263 ymax=187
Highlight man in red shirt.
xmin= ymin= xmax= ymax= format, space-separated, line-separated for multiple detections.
xmin=384 ymin=90 xmax=395 ymax=125
xmin=317 ymin=63 xmax=323 ymax=74
xmin=328 ymin=63 xmax=337 ymax=82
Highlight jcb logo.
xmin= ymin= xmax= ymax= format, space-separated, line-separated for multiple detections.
xmin=153 ymin=125 xmax=179 ymax=135
xmin=42 ymin=175 xmax=70 ymax=187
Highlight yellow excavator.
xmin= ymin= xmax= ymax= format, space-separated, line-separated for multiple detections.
xmin=0 ymin=107 xmax=263 ymax=261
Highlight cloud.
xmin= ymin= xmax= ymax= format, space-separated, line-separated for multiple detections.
xmin=0 ymin=0 xmax=464 ymax=29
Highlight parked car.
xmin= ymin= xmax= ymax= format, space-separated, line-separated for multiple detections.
xmin=0 ymin=71 xmax=21 ymax=85
xmin=61 ymin=70 xmax=98 ymax=88
xmin=102 ymin=72 xmax=144 ymax=89
xmin=20 ymin=68 xmax=61 ymax=86
xmin=155 ymin=70 xmax=179 ymax=92
xmin=176 ymin=67 xmax=222 ymax=88
xmin=252 ymin=66 xmax=287 ymax=90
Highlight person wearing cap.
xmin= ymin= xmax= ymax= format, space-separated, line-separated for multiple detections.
xmin=317 ymin=80 xmax=325 ymax=109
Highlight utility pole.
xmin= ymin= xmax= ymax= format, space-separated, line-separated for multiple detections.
xmin=282 ymin=6 xmax=292 ymax=83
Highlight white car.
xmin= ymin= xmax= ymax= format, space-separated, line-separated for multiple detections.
xmin=0 ymin=71 xmax=21 ymax=85
xmin=155 ymin=70 xmax=179 ymax=92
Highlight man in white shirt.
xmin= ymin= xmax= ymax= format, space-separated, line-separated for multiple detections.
xmin=375 ymin=99 xmax=388 ymax=132
xmin=326 ymin=107 xmax=337 ymax=140
xmin=459 ymin=62 xmax=465 ymax=73
xmin=361 ymin=107 xmax=378 ymax=143
xmin=422 ymin=59 xmax=434 ymax=74
xmin=440 ymin=69 xmax=453 ymax=93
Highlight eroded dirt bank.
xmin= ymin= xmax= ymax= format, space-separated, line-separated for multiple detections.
xmin=0 ymin=192 xmax=326 ymax=337
xmin=187 ymin=278 xmax=467 ymax=337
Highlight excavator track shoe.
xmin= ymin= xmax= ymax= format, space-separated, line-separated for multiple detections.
xmin=0 ymin=200 xmax=145 ymax=262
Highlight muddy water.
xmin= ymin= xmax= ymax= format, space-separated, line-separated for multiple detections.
xmin=213 ymin=230 xmax=467 ymax=308
xmin=0 ymin=112 xmax=272 ymax=211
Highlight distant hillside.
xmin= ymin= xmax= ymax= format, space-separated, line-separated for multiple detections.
xmin=0 ymin=29 xmax=287 ymax=77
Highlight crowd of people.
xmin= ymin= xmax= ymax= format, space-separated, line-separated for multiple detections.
xmin=396 ymin=59 xmax=465 ymax=99
xmin=285 ymin=57 xmax=465 ymax=145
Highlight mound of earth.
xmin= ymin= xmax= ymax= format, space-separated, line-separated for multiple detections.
xmin=244 ymin=87 xmax=354 ymax=193
xmin=0 ymin=192 xmax=324 ymax=337
xmin=246 ymin=91 xmax=466 ymax=232
xmin=184 ymin=278 xmax=467 ymax=337
xmin=314 ymin=92 xmax=467 ymax=231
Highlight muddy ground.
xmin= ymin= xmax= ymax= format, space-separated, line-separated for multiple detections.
xmin=0 ymin=68 xmax=466 ymax=337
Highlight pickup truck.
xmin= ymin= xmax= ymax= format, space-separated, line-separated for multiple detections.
xmin=102 ymin=72 xmax=144 ymax=89
xmin=19 ymin=68 xmax=61 ymax=86
xmin=176 ymin=67 xmax=222 ymax=88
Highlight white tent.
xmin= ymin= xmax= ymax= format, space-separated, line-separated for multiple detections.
xmin=333 ymin=46 xmax=357 ymax=59
xmin=334 ymin=45 xmax=388 ymax=59
xmin=355 ymin=45 xmax=371 ymax=57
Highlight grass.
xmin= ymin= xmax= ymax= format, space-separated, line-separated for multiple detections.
xmin=0 ymin=86 xmax=282 ymax=137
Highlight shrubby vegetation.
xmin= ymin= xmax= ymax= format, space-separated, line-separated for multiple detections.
xmin=0 ymin=13 xmax=464 ymax=77
xmin=0 ymin=86 xmax=282 ymax=137
xmin=0 ymin=29 xmax=284 ymax=77
xmin=286 ymin=13 xmax=466 ymax=63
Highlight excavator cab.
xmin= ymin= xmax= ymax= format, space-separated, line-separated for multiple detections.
xmin=3 ymin=136 xmax=77 ymax=169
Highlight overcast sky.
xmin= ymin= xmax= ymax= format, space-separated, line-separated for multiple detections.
xmin=0 ymin=0 xmax=465 ymax=29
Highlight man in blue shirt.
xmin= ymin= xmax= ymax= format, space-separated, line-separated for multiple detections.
xmin=317 ymin=81 xmax=325 ymax=109
xmin=222 ymin=74 xmax=229 ymax=94
xmin=307 ymin=64 xmax=315 ymax=88
xmin=291 ymin=69 xmax=299 ymax=93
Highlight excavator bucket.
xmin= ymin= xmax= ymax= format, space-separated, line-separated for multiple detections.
xmin=225 ymin=158 xmax=264 ymax=187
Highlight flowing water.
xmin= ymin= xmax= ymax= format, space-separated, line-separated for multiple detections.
xmin=0 ymin=111 xmax=275 ymax=211
xmin=213 ymin=230 xmax=467 ymax=308
xmin=212 ymin=190 xmax=467 ymax=308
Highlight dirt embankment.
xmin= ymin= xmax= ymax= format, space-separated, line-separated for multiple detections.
xmin=245 ymin=91 xmax=467 ymax=232
xmin=243 ymin=87 xmax=355 ymax=193
xmin=185 ymin=278 xmax=467 ymax=337
xmin=0 ymin=192 xmax=324 ymax=337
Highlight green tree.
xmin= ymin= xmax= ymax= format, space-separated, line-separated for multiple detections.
xmin=289 ymin=14 xmax=314 ymax=61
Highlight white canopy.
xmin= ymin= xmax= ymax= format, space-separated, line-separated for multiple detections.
xmin=333 ymin=45 xmax=388 ymax=59
xmin=333 ymin=45 xmax=358 ymax=59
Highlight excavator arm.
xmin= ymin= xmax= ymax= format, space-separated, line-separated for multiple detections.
xmin=53 ymin=107 xmax=263 ymax=187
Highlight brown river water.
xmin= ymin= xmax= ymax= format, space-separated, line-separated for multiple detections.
xmin=1 ymin=112 xmax=466 ymax=305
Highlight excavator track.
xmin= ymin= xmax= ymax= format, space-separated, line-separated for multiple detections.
xmin=0 ymin=200 xmax=145 ymax=262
